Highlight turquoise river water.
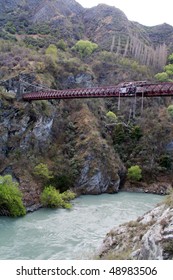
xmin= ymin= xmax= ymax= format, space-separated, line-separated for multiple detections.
xmin=0 ymin=192 xmax=163 ymax=260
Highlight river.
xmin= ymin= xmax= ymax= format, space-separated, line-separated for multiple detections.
xmin=0 ymin=192 xmax=163 ymax=260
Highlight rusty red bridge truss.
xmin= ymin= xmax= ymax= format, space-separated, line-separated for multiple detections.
xmin=22 ymin=82 xmax=173 ymax=101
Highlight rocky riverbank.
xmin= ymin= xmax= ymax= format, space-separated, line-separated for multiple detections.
xmin=122 ymin=180 xmax=172 ymax=195
xmin=98 ymin=193 xmax=173 ymax=260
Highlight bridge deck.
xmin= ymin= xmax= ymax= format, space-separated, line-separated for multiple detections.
xmin=22 ymin=82 xmax=173 ymax=101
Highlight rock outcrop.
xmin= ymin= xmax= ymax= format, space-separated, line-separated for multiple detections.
xmin=69 ymin=103 xmax=125 ymax=194
xmin=99 ymin=199 xmax=173 ymax=260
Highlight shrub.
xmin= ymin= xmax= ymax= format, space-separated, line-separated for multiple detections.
xmin=112 ymin=124 xmax=126 ymax=144
xmin=45 ymin=44 xmax=58 ymax=61
xmin=155 ymin=72 xmax=169 ymax=82
xmin=167 ymin=105 xmax=173 ymax=117
xmin=106 ymin=111 xmax=117 ymax=121
xmin=57 ymin=39 xmax=67 ymax=51
xmin=61 ymin=190 xmax=76 ymax=201
xmin=0 ymin=175 xmax=26 ymax=217
xmin=41 ymin=186 xmax=76 ymax=209
xmin=72 ymin=40 xmax=98 ymax=58
xmin=159 ymin=154 xmax=172 ymax=169
xmin=34 ymin=163 xmax=53 ymax=183
xmin=127 ymin=165 xmax=142 ymax=181
xmin=130 ymin=125 xmax=143 ymax=140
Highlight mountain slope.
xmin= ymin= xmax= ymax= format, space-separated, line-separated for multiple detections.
xmin=0 ymin=0 xmax=173 ymax=74
xmin=1 ymin=0 xmax=173 ymax=70
xmin=0 ymin=0 xmax=84 ymax=19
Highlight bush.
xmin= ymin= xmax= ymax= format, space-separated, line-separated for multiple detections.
xmin=167 ymin=105 xmax=173 ymax=117
xmin=41 ymin=186 xmax=76 ymax=209
xmin=127 ymin=165 xmax=142 ymax=181
xmin=155 ymin=72 xmax=169 ymax=82
xmin=159 ymin=154 xmax=172 ymax=169
xmin=106 ymin=111 xmax=117 ymax=121
xmin=61 ymin=190 xmax=76 ymax=201
xmin=57 ymin=39 xmax=67 ymax=51
xmin=45 ymin=44 xmax=58 ymax=61
xmin=130 ymin=125 xmax=143 ymax=140
xmin=0 ymin=175 xmax=26 ymax=217
xmin=72 ymin=40 xmax=98 ymax=58
xmin=34 ymin=163 xmax=53 ymax=182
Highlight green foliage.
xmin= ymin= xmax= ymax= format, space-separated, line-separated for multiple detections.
xmin=45 ymin=44 xmax=58 ymax=61
xmin=57 ymin=39 xmax=67 ymax=51
xmin=61 ymin=190 xmax=76 ymax=201
xmin=5 ymin=21 xmax=16 ymax=34
xmin=112 ymin=124 xmax=126 ymax=144
xmin=112 ymin=124 xmax=142 ymax=145
xmin=127 ymin=165 xmax=142 ymax=181
xmin=26 ymin=23 xmax=51 ymax=35
xmin=41 ymin=186 xmax=76 ymax=209
xmin=0 ymin=175 xmax=26 ymax=217
xmin=155 ymin=53 xmax=173 ymax=81
xmin=159 ymin=154 xmax=172 ymax=169
xmin=164 ymin=64 xmax=173 ymax=76
xmin=106 ymin=111 xmax=117 ymax=121
xmin=72 ymin=40 xmax=98 ymax=58
xmin=34 ymin=163 xmax=53 ymax=182
xmin=130 ymin=125 xmax=143 ymax=140
xmin=155 ymin=72 xmax=169 ymax=82
xmin=167 ymin=105 xmax=173 ymax=116
xmin=24 ymin=37 xmax=45 ymax=49
xmin=168 ymin=53 xmax=173 ymax=64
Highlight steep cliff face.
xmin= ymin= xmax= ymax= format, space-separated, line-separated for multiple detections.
xmin=99 ymin=200 xmax=173 ymax=260
xmin=0 ymin=89 xmax=125 ymax=210
xmin=68 ymin=103 xmax=125 ymax=194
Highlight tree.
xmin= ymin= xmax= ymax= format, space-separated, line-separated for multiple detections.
xmin=72 ymin=40 xmax=98 ymax=58
xmin=155 ymin=52 xmax=173 ymax=82
xmin=164 ymin=64 xmax=173 ymax=76
xmin=155 ymin=72 xmax=169 ymax=82
xmin=127 ymin=165 xmax=142 ymax=181
xmin=0 ymin=175 xmax=26 ymax=217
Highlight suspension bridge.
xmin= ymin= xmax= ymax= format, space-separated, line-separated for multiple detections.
xmin=22 ymin=82 xmax=173 ymax=101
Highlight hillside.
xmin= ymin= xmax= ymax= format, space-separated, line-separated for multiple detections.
xmin=0 ymin=0 xmax=173 ymax=211
xmin=0 ymin=0 xmax=173 ymax=72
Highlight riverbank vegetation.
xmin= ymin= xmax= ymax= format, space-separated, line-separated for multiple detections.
xmin=41 ymin=186 xmax=76 ymax=209
xmin=34 ymin=163 xmax=76 ymax=209
xmin=127 ymin=165 xmax=142 ymax=181
xmin=0 ymin=175 xmax=26 ymax=217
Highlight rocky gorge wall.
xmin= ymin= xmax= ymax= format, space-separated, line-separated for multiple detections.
xmin=0 ymin=89 xmax=125 ymax=210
